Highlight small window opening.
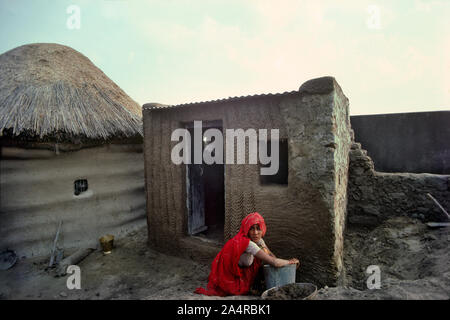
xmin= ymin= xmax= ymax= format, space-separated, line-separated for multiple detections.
xmin=74 ymin=179 xmax=88 ymax=196
xmin=260 ymin=139 xmax=288 ymax=185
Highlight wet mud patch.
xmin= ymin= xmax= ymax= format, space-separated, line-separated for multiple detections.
xmin=263 ymin=283 xmax=317 ymax=300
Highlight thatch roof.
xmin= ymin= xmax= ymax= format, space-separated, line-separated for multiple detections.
xmin=0 ymin=43 xmax=142 ymax=142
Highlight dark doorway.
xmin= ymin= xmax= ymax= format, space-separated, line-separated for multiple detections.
xmin=260 ymin=139 xmax=288 ymax=185
xmin=186 ymin=120 xmax=224 ymax=243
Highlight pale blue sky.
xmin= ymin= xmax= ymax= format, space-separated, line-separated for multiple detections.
xmin=0 ymin=0 xmax=448 ymax=115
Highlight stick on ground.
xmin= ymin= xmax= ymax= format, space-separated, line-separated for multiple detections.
xmin=49 ymin=221 xmax=62 ymax=267
xmin=426 ymin=193 xmax=450 ymax=220
xmin=55 ymin=248 xmax=94 ymax=276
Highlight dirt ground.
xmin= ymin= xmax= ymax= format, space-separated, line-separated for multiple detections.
xmin=0 ymin=216 xmax=448 ymax=300
xmin=317 ymin=216 xmax=450 ymax=300
xmin=0 ymin=227 xmax=255 ymax=300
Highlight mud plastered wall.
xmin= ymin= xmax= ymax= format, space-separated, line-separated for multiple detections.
xmin=143 ymin=95 xmax=288 ymax=251
xmin=279 ymin=77 xmax=352 ymax=285
xmin=0 ymin=144 xmax=146 ymax=257
xmin=143 ymin=76 xmax=352 ymax=286
xmin=347 ymin=142 xmax=450 ymax=229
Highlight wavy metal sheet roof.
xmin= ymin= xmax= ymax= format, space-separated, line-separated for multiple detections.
xmin=142 ymin=90 xmax=299 ymax=111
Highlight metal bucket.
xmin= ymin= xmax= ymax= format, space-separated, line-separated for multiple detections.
xmin=263 ymin=264 xmax=296 ymax=290
xmin=99 ymin=234 xmax=114 ymax=254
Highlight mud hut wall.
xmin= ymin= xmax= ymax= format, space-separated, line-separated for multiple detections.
xmin=331 ymin=84 xmax=352 ymax=279
xmin=0 ymin=144 xmax=146 ymax=257
xmin=277 ymin=83 xmax=352 ymax=286
xmin=143 ymin=98 xmax=289 ymax=252
xmin=143 ymin=109 xmax=190 ymax=250
xmin=143 ymin=78 xmax=352 ymax=286
xmin=347 ymin=142 xmax=450 ymax=228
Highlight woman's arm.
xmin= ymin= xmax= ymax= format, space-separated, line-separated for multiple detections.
xmin=260 ymin=239 xmax=276 ymax=258
xmin=262 ymin=246 xmax=276 ymax=258
xmin=255 ymin=249 xmax=299 ymax=268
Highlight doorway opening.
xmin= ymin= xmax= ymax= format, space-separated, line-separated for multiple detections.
xmin=186 ymin=120 xmax=224 ymax=244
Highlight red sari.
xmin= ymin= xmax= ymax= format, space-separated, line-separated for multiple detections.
xmin=194 ymin=212 xmax=267 ymax=296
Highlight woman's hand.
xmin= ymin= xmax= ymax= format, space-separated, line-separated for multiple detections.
xmin=288 ymin=258 xmax=300 ymax=269
xmin=255 ymin=250 xmax=300 ymax=269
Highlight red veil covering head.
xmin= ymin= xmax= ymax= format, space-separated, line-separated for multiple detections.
xmin=194 ymin=212 xmax=267 ymax=296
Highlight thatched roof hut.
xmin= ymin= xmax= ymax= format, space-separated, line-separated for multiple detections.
xmin=0 ymin=43 xmax=142 ymax=142
xmin=0 ymin=43 xmax=145 ymax=258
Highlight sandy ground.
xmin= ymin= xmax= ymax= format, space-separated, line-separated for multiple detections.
xmin=0 ymin=227 xmax=255 ymax=300
xmin=0 ymin=216 xmax=448 ymax=300
xmin=317 ymin=217 xmax=450 ymax=300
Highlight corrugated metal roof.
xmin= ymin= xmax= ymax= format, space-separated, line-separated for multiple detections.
xmin=142 ymin=90 xmax=299 ymax=111
xmin=142 ymin=76 xmax=340 ymax=111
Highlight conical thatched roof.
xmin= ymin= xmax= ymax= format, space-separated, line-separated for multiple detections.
xmin=0 ymin=43 xmax=143 ymax=142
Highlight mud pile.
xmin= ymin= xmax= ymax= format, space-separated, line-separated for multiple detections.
xmin=263 ymin=283 xmax=317 ymax=300
xmin=317 ymin=216 xmax=449 ymax=299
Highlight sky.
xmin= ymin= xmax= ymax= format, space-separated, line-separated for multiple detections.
xmin=0 ymin=0 xmax=448 ymax=115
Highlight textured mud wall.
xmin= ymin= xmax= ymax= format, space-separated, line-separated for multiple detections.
xmin=347 ymin=142 xmax=450 ymax=229
xmin=279 ymin=77 xmax=352 ymax=285
xmin=0 ymin=144 xmax=146 ymax=257
xmin=143 ymin=76 xmax=352 ymax=286
xmin=143 ymin=95 xmax=289 ymax=252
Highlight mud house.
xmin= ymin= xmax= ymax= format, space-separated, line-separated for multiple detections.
xmin=143 ymin=76 xmax=353 ymax=286
xmin=0 ymin=43 xmax=146 ymax=258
